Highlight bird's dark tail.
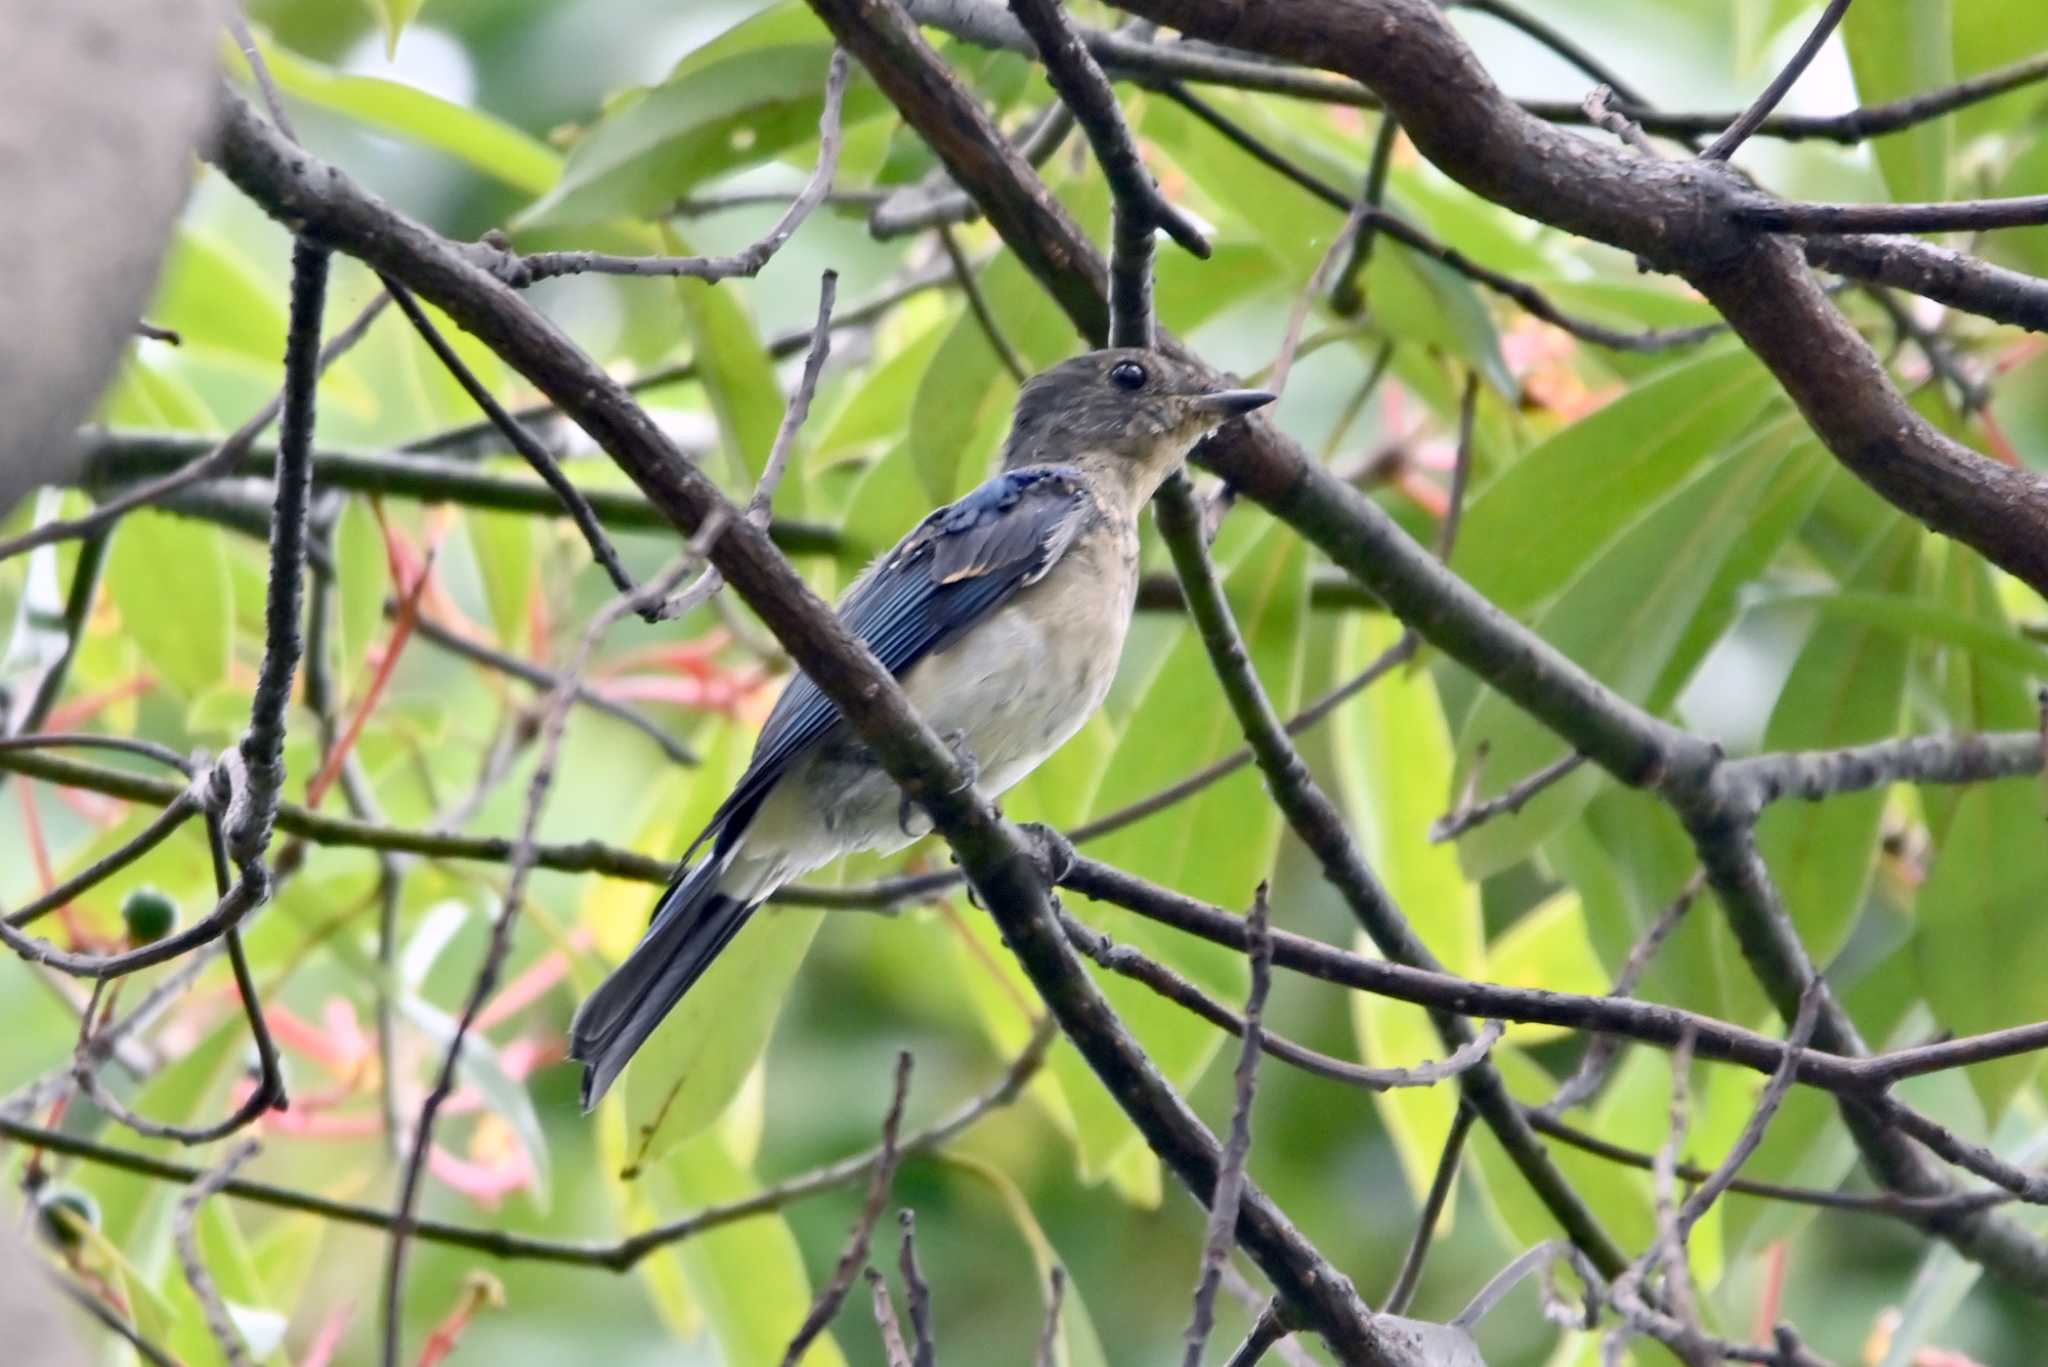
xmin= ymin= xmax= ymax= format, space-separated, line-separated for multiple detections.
xmin=569 ymin=853 xmax=759 ymax=1111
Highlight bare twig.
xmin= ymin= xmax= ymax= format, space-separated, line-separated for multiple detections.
xmin=514 ymin=52 xmax=850 ymax=285
xmin=1183 ymin=886 xmax=1273 ymax=1367
xmin=1384 ymin=1103 xmax=1476 ymax=1315
xmin=384 ymin=280 xmax=650 ymax=612
xmin=1328 ymin=112 xmax=1402 ymax=316
xmin=1538 ymin=871 xmax=1704 ymax=1116
xmin=1035 ymin=1266 xmax=1067 ymax=1367
xmin=1003 ymin=0 xmax=1210 ymax=346
xmin=899 ymin=1210 xmax=936 ymax=1367
xmin=0 ymin=1020 xmax=1056 ymax=1271
xmin=866 ymin=1267 xmax=914 ymax=1367
xmin=1061 ymin=908 xmax=1502 ymax=1091
xmin=1677 ymin=984 xmax=1824 ymax=1239
xmin=1740 ymin=192 xmax=2048 ymax=236
xmin=1701 ymin=0 xmax=1856 ymax=162
xmin=1430 ymin=752 xmax=1587 ymax=843
xmin=1267 ymin=196 xmax=1373 ymax=397
xmin=871 ymin=102 xmax=1076 ymax=238
xmin=406 ymin=609 xmax=695 ymax=765
xmin=782 ymin=1054 xmax=914 ymax=1366
xmin=753 ymin=272 xmax=839 ymax=528
xmin=938 ymin=225 xmax=1029 ymax=382
xmin=173 ymin=1138 xmax=263 ymax=1367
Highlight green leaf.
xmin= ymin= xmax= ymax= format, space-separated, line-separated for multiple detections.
xmin=1755 ymin=520 xmax=1921 ymax=962
xmin=225 ymin=34 xmax=561 ymax=197
xmin=149 ymin=226 xmax=288 ymax=365
xmin=1915 ymin=781 xmax=2048 ymax=1116
xmin=1550 ymin=789 xmax=1758 ymax=1026
xmin=657 ymin=1128 xmax=848 ymax=1366
xmin=399 ymin=991 xmax=554 ymax=1207
xmin=101 ymin=354 xmax=220 ymax=433
xmin=1953 ymin=4 xmax=2048 ymax=143
xmin=1360 ymin=233 xmax=1514 ymax=398
xmin=1754 ymin=590 xmax=2048 ymax=677
xmin=667 ymin=225 xmax=787 ymax=491
xmin=1844 ymin=0 xmax=1955 ymax=202
xmin=106 ymin=510 xmax=231 ymax=701
xmin=1333 ymin=614 xmax=1482 ymax=1199
xmin=467 ymin=508 xmax=537 ymax=649
xmin=1453 ymin=417 xmax=1805 ymax=878
xmin=365 ymin=0 xmax=426 ymax=57
xmin=521 ymin=43 xmax=881 ymax=226
xmin=1482 ymin=890 xmax=1608 ymax=1046
xmin=1055 ymin=519 xmax=1311 ymax=1177
xmin=946 ymin=1154 xmax=1111 ymax=1367
xmin=621 ymin=729 xmax=825 ymax=1168
xmin=333 ymin=496 xmax=389 ymax=690
xmin=1736 ymin=0 xmax=1824 ymax=74
xmin=1923 ymin=544 xmax=2040 ymax=844
xmin=1455 ymin=344 xmax=1769 ymax=616
xmin=905 ymin=246 xmax=1078 ymax=502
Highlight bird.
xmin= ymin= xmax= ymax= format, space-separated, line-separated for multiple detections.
xmin=569 ymin=347 xmax=1276 ymax=1108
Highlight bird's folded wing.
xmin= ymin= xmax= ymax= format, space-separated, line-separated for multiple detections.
xmin=680 ymin=464 xmax=1096 ymax=865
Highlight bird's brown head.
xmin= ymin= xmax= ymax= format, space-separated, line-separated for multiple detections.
xmin=998 ymin=348 xmax=1275 ymax=503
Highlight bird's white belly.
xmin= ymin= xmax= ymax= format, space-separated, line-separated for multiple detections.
xmin=736 ymin=545 xmax=1131 ymax=881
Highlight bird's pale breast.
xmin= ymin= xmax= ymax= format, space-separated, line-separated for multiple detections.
xmin=738 ymin=508 xmax=1137 ymax=880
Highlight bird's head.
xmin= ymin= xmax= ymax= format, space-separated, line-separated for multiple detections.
xmin=998 ymin=348 xmax=1275 ymax=504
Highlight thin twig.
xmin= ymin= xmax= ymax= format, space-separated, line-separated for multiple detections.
xmin=173 ymin=1138 xmax=263 ymax=1367
xmin=782 ymin=1053 xmax=914 ymax=1366
xmin=3 ymin=531 xmax=110 ymax=748
xmin=1329 ymin=113 xmax=1402 ymax=316
xmin=1739 ymin=192 xmax=2048 ymax=236
xmin=1430 ymin=752 xmax=1587 ymax=843
xmin=1035 ymin=1266 xmax=1067 ymax=1367
xmin=383 ymin=281 xmax=649 ymax=612
xmin=1004 ymin=0 xmax=1210 ymax=347
xmin=1677 ymin=984 xmax=1824 ymax=1240
xmin=1700 ymin=0 xmax=1856 ymax=162
xmin=0 ymin=1021 xmax=1056 ymax=1270
xmin=1061 ymin=908 xmax=1502 ymax=1091
xmin=866 ymin=1267 xmax=914 ymax=1367
xmin=406 ymin=609 xmax=695 ymax=765
xmin=514 ymin=53 xmax=850 ymax=285
xmin=1522 ymin=1107 xmax=2012 ymax=1221
xmin=1183 ymin=886 xmax=1272 ymax=1367
xmin=1538 ymin=870 xmax=1704 ymax=1116
xmin=46 ymin=1270 xmax=181 ymax=1367
xmin=753 ymin=272 xmax=839 ymax=529
xmin=1267 ymin=195 xmax=1373 ymax=397
xmin=1384 ymin=1103 xmax=1476 ymax=1315
xmin=871 ymin=102 xmax=1077 ymax=238
xmin=899 ymin=1210 xmax=936 ymax=1367
xmin=938 ymin=225 xmax=1028 ymax=382
xmin=1157 ymin=82 xmax=1723 ymax=353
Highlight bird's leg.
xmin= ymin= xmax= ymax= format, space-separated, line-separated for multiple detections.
xmin=898 ymin=729 xmax=981 ymax=836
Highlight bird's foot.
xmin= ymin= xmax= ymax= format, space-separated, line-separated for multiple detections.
xmin=1016 ymin=821 xmax=1076 ymax=886
xmin=897 ymin=730 xmax=982 ymax=836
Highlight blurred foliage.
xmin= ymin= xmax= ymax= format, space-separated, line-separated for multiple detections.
xmin=6 ymin=0 xmax=2048 ymax=1363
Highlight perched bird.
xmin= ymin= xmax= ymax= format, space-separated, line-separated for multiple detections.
xmin=570 ymin=348 xmax=1275 ymax=1108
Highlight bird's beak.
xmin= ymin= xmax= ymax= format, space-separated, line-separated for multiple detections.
xmin=1189 ymin=387 xmax=1278 ymax=418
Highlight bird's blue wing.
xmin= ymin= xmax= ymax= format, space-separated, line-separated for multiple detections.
xmin=681 ymin=464 xmax=1096 ymax=865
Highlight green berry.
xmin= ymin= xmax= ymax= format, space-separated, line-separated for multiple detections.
xmin=36 ymin=1188 xmax=99 ymax=1250
xmin=121 ymin=887 xmax=177 ymax=945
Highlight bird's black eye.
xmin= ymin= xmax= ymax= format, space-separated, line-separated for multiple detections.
xmin=1109 ymin=361 xmax=1148 ymax=391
